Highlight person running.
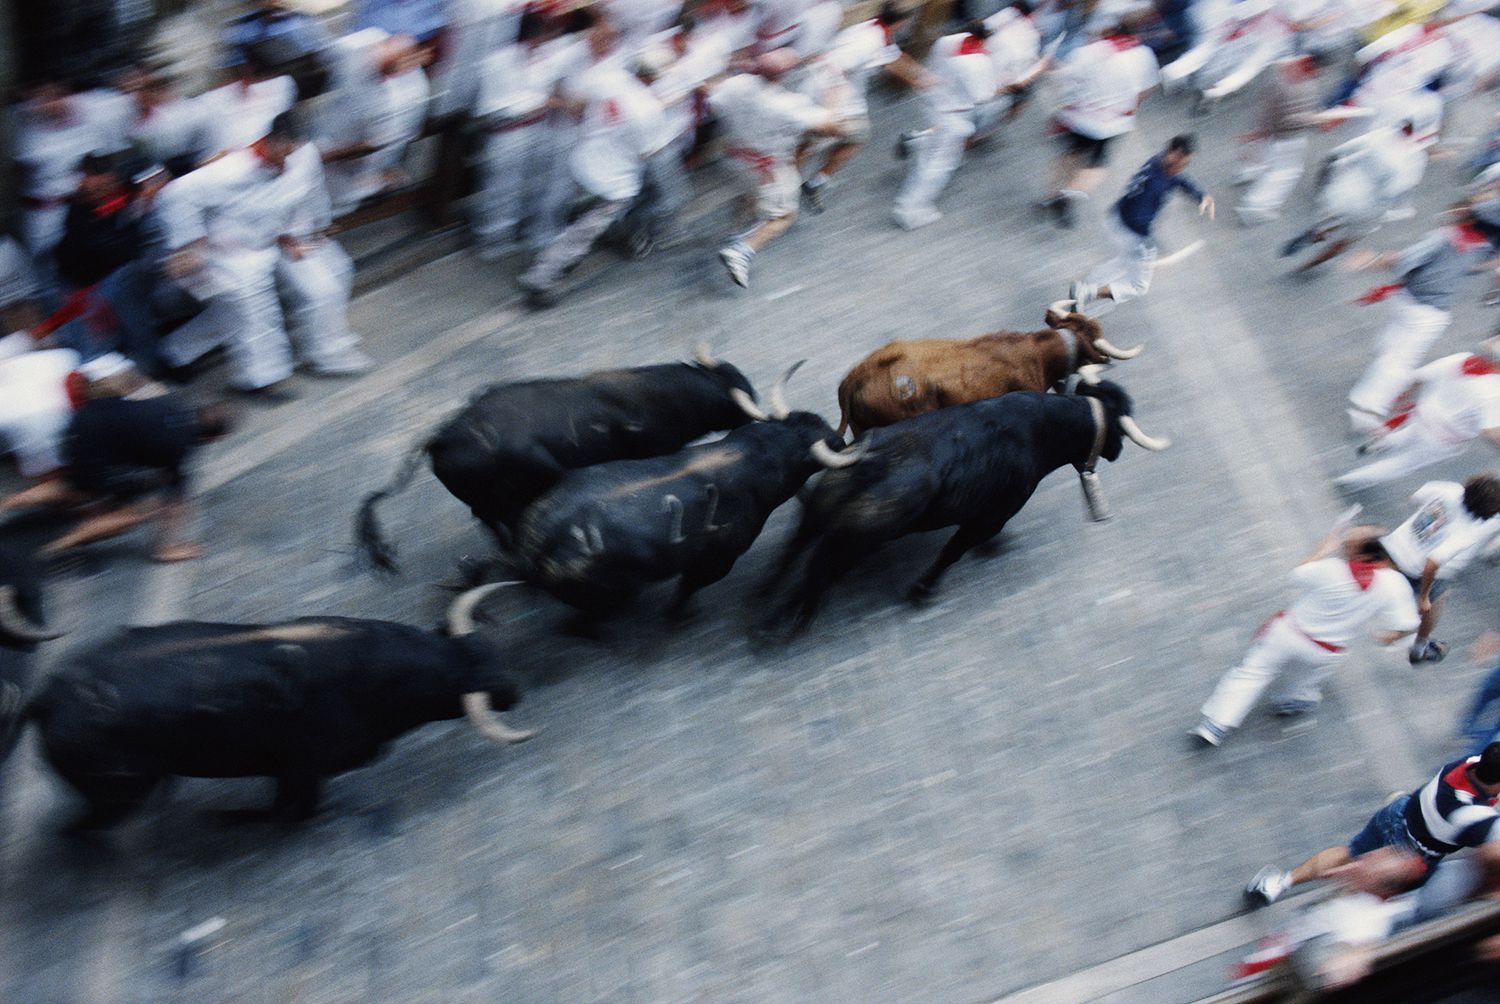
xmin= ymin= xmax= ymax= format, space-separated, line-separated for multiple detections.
xmin=1247 ymin=742 xmax=1500 ymax=907
xmin=1068 ymin=134 xmax=1214 ymax=316
xmin=1190 ymin=522 xmax=1418 ymax=747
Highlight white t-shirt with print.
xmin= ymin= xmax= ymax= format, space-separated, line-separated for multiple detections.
xmin=1383 ymin=481 xmax=1500 ymax=579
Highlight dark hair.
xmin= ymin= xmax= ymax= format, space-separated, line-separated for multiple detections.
xmin=962 ymin=19 xmax=992 ymax=40
xmin=267 ymin=109 xmax=303 ymax=144
xmin=77 ymin=151 xmax=120 ymax=178
xmin=517 ymin=7 xmax=550 ymax=44
xmin=1167 ymin=134 xmax=1196 ymax=157
xmin=879 ymin=1 xmax=912 ymax=24
xmin=1476 ymin=742 xmax=1500 ymax=786
xmin=1464 ymin=474 xmax=1500 ymax=521
xmin=1353 ymin=538 xmax=1390 ymax=564
xmin=1011 ymin=0 xmax=1036 ymax=15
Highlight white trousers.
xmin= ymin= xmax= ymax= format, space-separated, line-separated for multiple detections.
xmin=1200 ymin=616 xmax=1344 ymax=729
xmin=161 ymin=248 xmax=292 ymax=391
xmin=473 ymin=123 xmax=557 ymax=251
xmin=894 ymin=108 xmax=976 ymax=215
xmin=1239 ymin=136 xmax=1308 ymax=216
xmin=1348 ymin=293 xmax=1452 ymax=417
xmin=1336 ymin=413 xmax=1465 ymax=491
xmin=1087 ymin=213 xmax=1158 ymax=306
xmin=275 ymin=241 xmax=365 ymax=374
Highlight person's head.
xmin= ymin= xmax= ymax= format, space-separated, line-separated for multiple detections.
xmin=25 ymin=79 xmax=79 ymax=122
xmin=517 ymin=7 xmax=555 ymax=47
xmin=195 ymin=403 xmax=235 ymax=444
xmin=1010 ymin=0 xmax=1036 ymax=17
xmin=961 ymin=19 xmax=992 ymax=41
xmin=74 ymin=151 xmax=131 ymax=206
xmin=1463 ymin=474 xmax=1500 ymax=521
xmin=1345 ymin=530 xmax=1393 ymax=566
xmin=878 ymin=1 xmax=913 ymax=27
xmin=634 ymin=45 xmax=673 ymax=84
xmin=1162 ymin=134 xmax=1195 ymax=174
xmin=1474 ymin=742 xmax=1500 ymax=792
xmin=376 ymin=34 xmax=424 ymax=78
xmin=587 ymin=15 xmax=620 ymax=60
xmin=256 ymin=110 xmax=304 ymax=170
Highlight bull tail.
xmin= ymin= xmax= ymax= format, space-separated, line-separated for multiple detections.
xmin=356 ymin=438 xmax=432 ymax=574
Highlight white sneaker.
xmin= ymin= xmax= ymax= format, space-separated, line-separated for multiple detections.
xmin=1236 ymin=205 xmax=1278 ymax=227
xmin=892 ymin=205 xmax=942 ymax=231
xmin=1190 ymin=719 xmax=1228 ymax=747
xmin=1070 ymin=280 xmax=1096 ymax=314
xmin=1246 ymin=866 xmax=1291 ymax=907
xmin=1346 ymin=406 xmax=1384 ymax=434
xmin=718 ymin=244 xmax=752 ymax=288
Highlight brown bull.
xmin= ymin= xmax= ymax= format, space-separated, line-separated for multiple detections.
xmin=835 ymin=302 xmax=1142 ymax=437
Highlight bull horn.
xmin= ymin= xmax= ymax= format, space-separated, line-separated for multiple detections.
xmin=461 ymin=691 xmax=537 ymax=745
xmin=446 ymin=581 xmax=522 ymax=636
xmin=1047 ymin=299 xmax=1078 ymax=316
xmin=1119 ymin=415 xmax=1171 ymax=451
xmin=1094 ymin=337 xmax=1143 ymax=361
xmin=1076 ymin=364 xmax=1105 ymax=386
xmin=0 ymin=585 xmax=63 ymax=643
xmin=730 ymin=388 xmax=771 ymax=422
xmin=694 ymin=343 xmax=718 ymax=368
xmin=768 ymin=359 xmax=806 ymax=420
xmin=810 ymin=439 xmax=867 ymax=469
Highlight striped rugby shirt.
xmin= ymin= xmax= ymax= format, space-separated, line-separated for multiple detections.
xmin=1402 ymin=756 xmax=1500 ymax=858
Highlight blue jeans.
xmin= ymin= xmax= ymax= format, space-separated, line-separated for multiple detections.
xmin=1348 ymin=794 xmax=1432 ymax=860
xmin=1460 ymin=662 xmax=1500 ymax=756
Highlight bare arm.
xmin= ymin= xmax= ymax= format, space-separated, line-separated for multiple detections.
xmin=1418 ymin=558 xmax=1439 ymax=614
xmin=885 ymin=52 xmax=934 ymax=90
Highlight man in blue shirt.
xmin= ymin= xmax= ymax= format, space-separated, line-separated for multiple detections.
xmin=1070 ymin=134 xmax=1214 ymax=315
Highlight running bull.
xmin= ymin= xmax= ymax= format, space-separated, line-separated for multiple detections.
xmin=762 ymin=379 xmax=1170 ymax=634
xmin=358 ymin=350 xmax=760 ymax=570
xmin=0 ymin=585 xmax=533 ymax=828
xmin=514 ymin=364 xmax=844 ymax=619
xmin=834 ymin=301 xmax=1141 ymax=436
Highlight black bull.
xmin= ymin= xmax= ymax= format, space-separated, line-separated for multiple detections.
xmin=1 ymin=526 xmax=66 ymax=761
xmin=761 ymin=381 xmax=1170 ymax=634
xmin=515 ymin=403 xmax=844 ymax=617
xmin=0 ymin=585 xmax=533 ymax=828
xmin=357 ymin=359 xmax=759 ymax=571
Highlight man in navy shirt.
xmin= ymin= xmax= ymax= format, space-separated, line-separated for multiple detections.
xmin=1070 ymin=134 xmax=1214 ymax=315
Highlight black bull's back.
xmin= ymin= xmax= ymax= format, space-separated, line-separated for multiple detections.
xmin=516 ymin=415 xmax=836 ymax=613
xmin=30 ymin=619 xmax=477 ymax=782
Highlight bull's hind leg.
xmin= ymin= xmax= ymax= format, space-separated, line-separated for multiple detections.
xmin=909 ymin=522 xmax=1004 ymax=604
xmin=777 ymin=536 xmax=863 ymax=637
xmin=271 ymin=773 xmax=323 ymax=822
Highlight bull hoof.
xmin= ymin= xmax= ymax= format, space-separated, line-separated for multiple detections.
xmin=906 ymin=582 xmax=935 ymax=606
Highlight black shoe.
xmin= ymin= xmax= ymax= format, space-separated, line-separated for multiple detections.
xmin=1409 ymin=640 xmax=1449 ymax=665
xmin=229 ymin=381 xmax=299 ymax=404
xmin=1281 ymin=230 xmax=1311 ymax=257
xmin=1055 ymin=197 xmax=1075 ymax=229
xmin=895 ymin=130 xmax=918 ymax=161
xmin=801 ymin=178 xmax=826 ymax=214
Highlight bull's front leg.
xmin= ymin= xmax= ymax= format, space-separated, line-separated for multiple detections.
xmin=908 ymin=523 xmax=1002 ymax=605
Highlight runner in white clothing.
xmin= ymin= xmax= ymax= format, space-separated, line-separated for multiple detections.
xmin=711 ymin=49 xmax=845 ymax=287
xmin=1192 ymin=523 xmax=1419 ymax=746
xmin=796 ymin=3 xmax=926 ymax=212
xmin=1041 ymin=24 xmax=1159 ymax=228
xmin=1379 ymin=475 xmax=1500 ymax=664
xmin=1339 ymin=347 xmax=1500 ymax=492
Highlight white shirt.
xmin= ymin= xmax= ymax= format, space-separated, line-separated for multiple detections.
xmin=1286 ymin=557 xmax=1419 ymax=648
xmin=825 ymin=20 xmax=902 ymax=118
xmin=754 ymin=0 xmax=817 ymax=51
xmin=129 ymin=95 xmax=209 ymax=165
xmin=476 ymin=42 xmax=563 ymax=123
xmin=428 ymin=0 xmax=525 ymax=117
xmin=1383 ymin=481 xmax=1500 ymax=579
xmin=1055 ymin=37 xmax=1159 ymax=139
xmin=985 ymin=8 xmax=1042 ymax=86
xmin=926 ymin=32 xmax=1001 ymax=114
xmin=1330 ymin=125 xmax=1426 ymax=204
xmin=13 ymin=90 xmax=131 ymax=202
xmin=196 ymin=77 xmax=297 ymax=156
xmin=650 ymin=28 xmax=732 ymax=142
xmin=0 ymin=347 xmax=81 ymax=477
xmin=793 ymin=0 xmax=845 ymax=57
xmin=1411 ymin=353 xmax=1500 ymax=445
xmin=159 ymin=144 xmax=329 ymax=256
xmin=708 ymin=72 xmax=828 ymax=162
xmin=569 ymin=68 xmax=664 ymax=200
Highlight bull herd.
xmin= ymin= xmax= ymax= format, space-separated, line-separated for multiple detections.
xmin=0 ymin=304 xmax=1168 ymax=830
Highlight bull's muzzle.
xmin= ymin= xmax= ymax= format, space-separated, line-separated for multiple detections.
xmin=446 ymin=584 xmax=537 ymax=746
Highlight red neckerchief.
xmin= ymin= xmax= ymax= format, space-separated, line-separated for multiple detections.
xmin=251 ymin=138 xmax=286 ymax=176
xmin=1461 ymin=354 xmax=1500 ymax=377
xmin=1451 ymin=221 xmax=1491 ymax=254
xmin=1347 ymin=560 xmax=1380 ymax=590
xmin=957 ymin=34 xmax=987 ymax=56
xmin=875 ymin=19 xmax=894 ymax=46
xmin=1103 ymin=34 xmax=1138 ymax=52
xmin=90 ymin=194 xmax=129 ymax=219
xmin=1354 ymin=283 xmax=1403 ymax=305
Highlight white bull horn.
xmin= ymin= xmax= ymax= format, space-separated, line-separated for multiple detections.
xmin=0 ymin=585 xmax=63 ymax=643
xmin=1076 ymin=364 xmax=1106 ymax=386
xmin=768 ymin=359 xmax=806 ymax=420
xmin=695 ymin=343 xmax=719 ymax=368
xmin=461 ymin=691 xmax=537 ymax=745
xmin=810 ymin=439 xmax=867 ymax=469
xmin=1119 ymin=415 xmax=1171 ymax=451
xmin=730 ymin=388 xmax=771 ymax=422
xmin=1093 ymin=337 xmax=1143 ymax=360
xmin=445 ymin=581 xmax=522 ymax=636
xmin=1047 ymin=299 xmax=1078 ymax=316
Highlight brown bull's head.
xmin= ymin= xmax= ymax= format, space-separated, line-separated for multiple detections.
xmin=1045 ymin=301 xmax=1143 ymax=367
